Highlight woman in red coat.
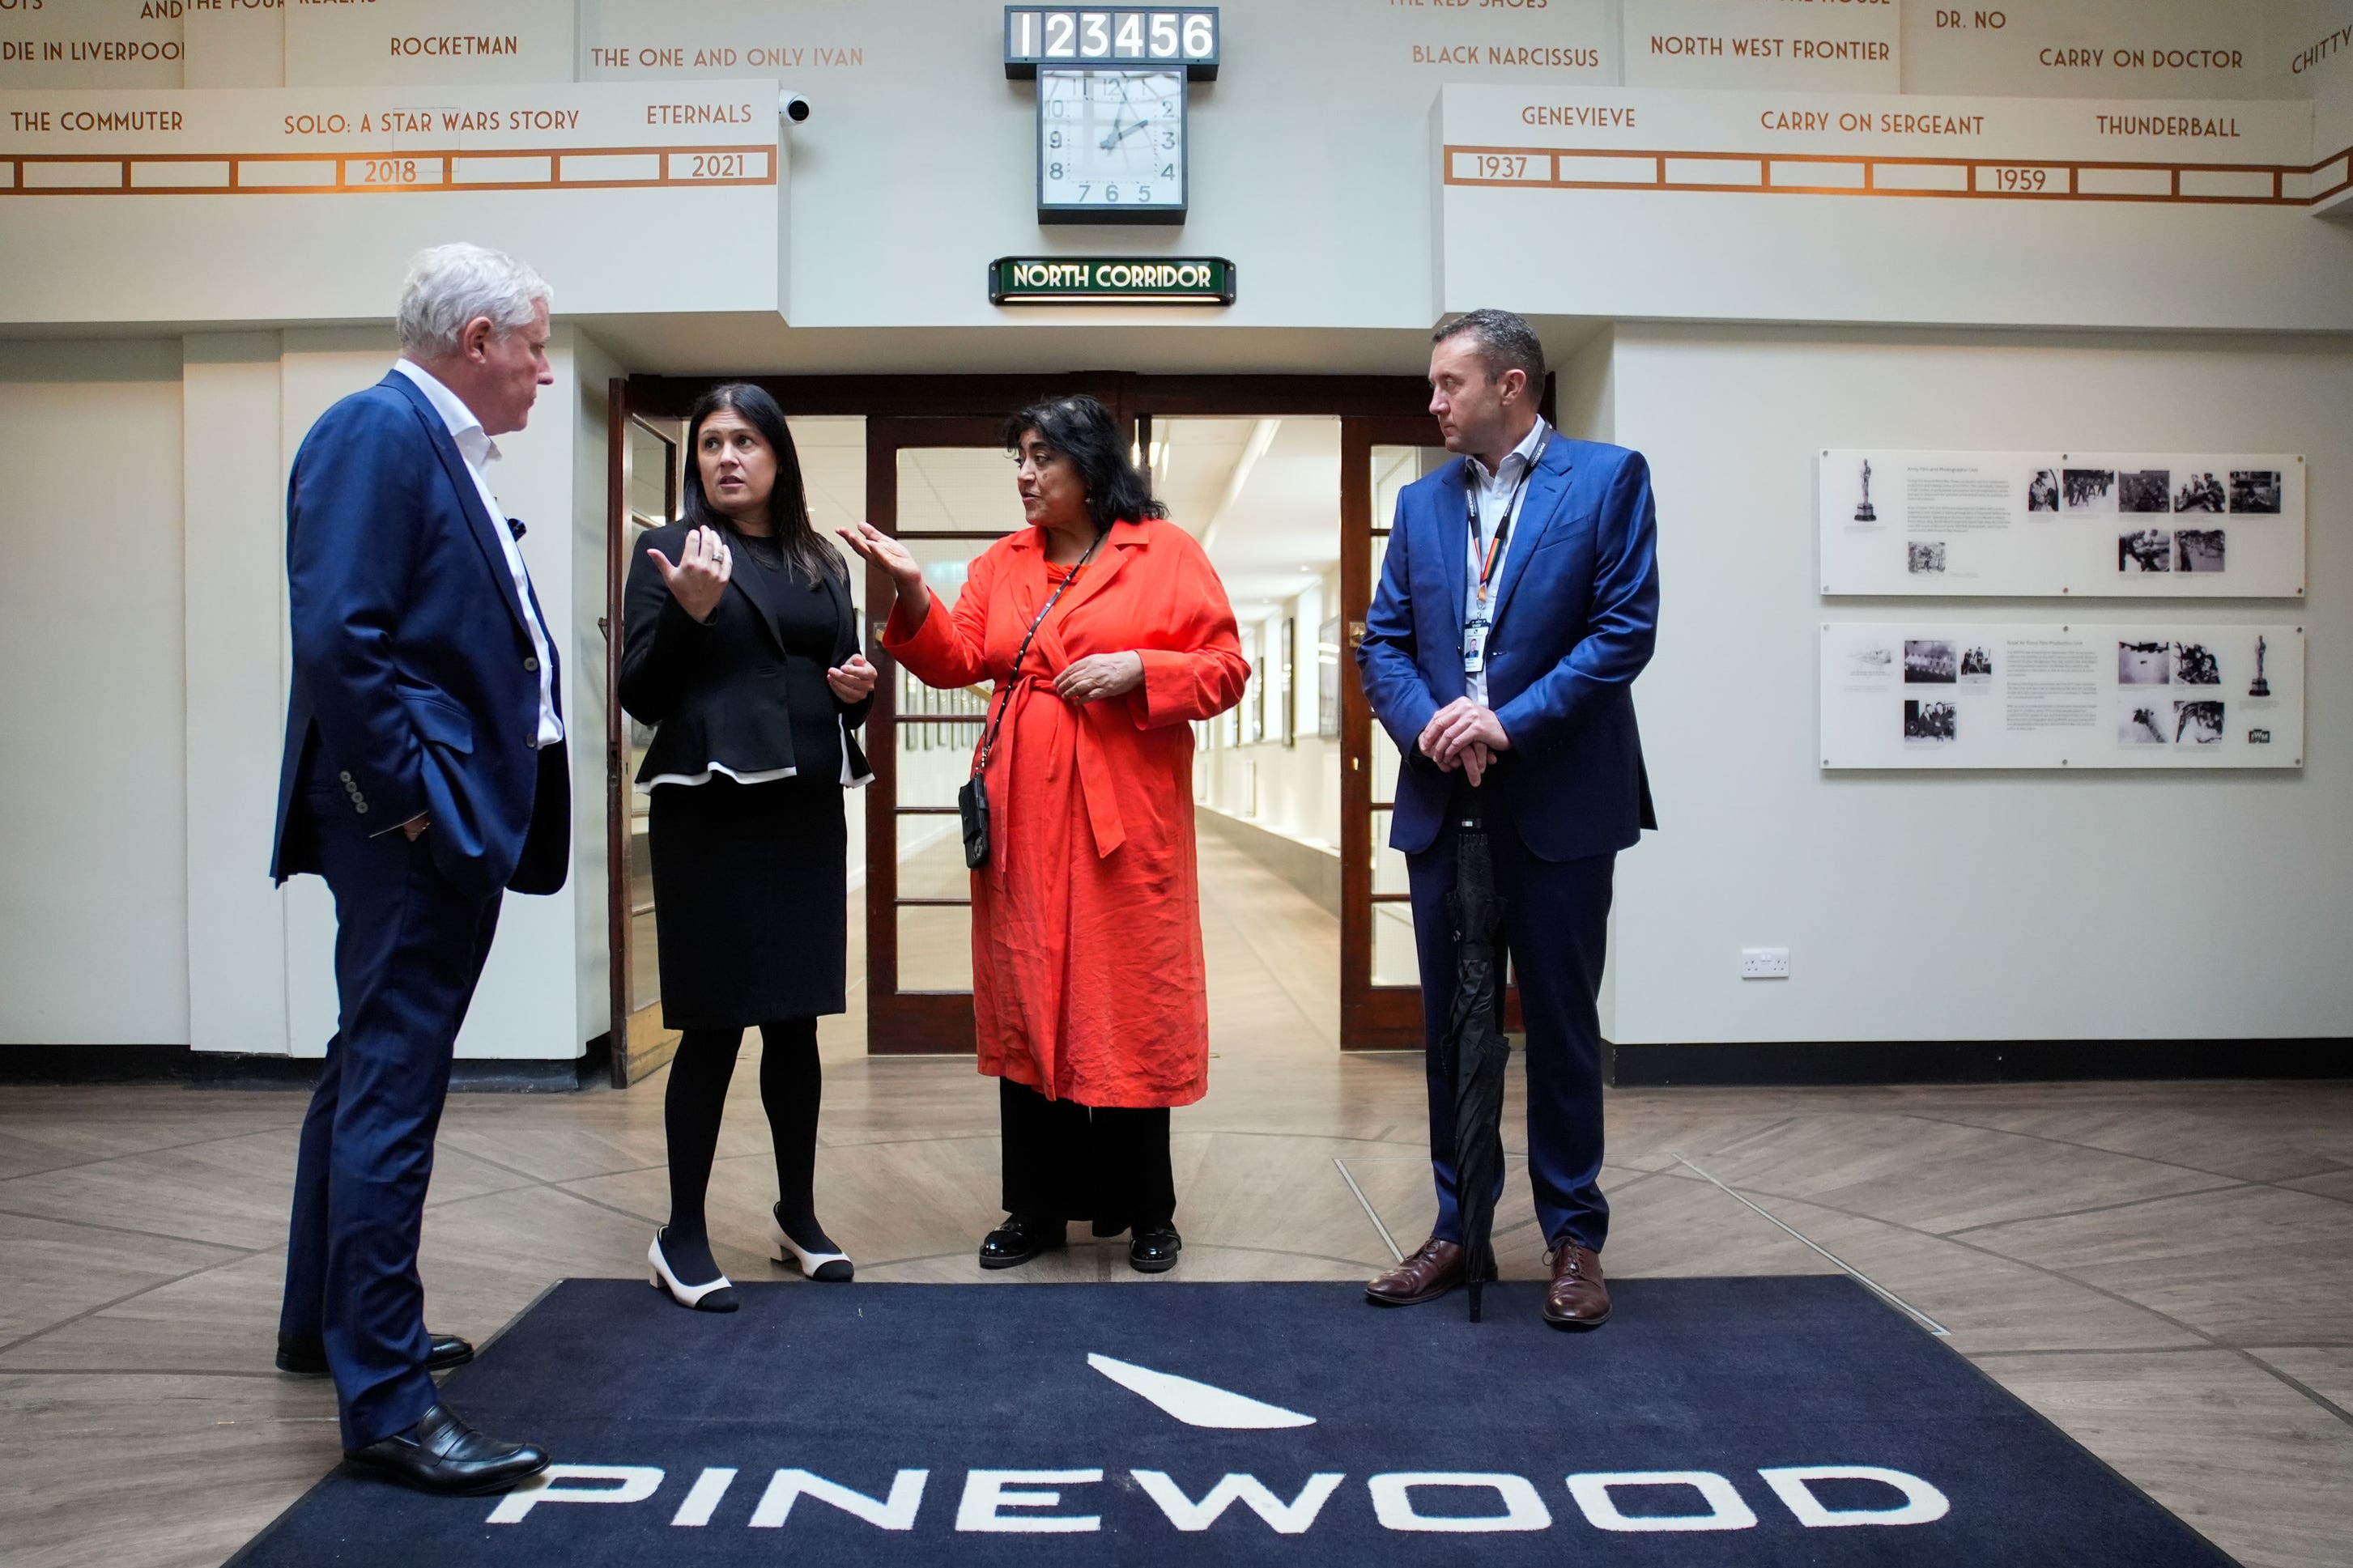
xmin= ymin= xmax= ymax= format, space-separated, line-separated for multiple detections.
xmin=840 ymin=395 xmax=1246 ymax=1274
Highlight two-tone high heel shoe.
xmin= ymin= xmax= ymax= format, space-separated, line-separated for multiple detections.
xmin=768 ymin=1204 xmax=853 ymax=1283
xmin=648 ymin=1227 xmax=739 ymax=1312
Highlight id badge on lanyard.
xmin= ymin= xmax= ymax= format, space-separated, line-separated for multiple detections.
xmin=1464 ymin=444 xmax=1539 ymax=678
xmin=1462 ymin=613 xmax=1491 ymax=677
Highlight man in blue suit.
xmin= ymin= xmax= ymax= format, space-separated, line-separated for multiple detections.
xmin=1357 ymin=308 xmax=1658 ymax=1330
xmin=269 ymin=243 xmax=568 ymax=1492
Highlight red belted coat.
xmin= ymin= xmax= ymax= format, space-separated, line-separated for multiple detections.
xmin=883 ymin=518 xmax=1248 ymax=1107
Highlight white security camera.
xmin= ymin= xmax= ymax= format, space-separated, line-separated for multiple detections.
xmin=779 ymin=91 xmax=811 ymax=124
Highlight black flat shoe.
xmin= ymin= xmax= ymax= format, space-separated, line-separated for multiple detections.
xmin=345 ymin=1400 xmax=549 ymax=1496
xmin=277 ymin=1331 xmax=474 ymax=1378
xmin=979 ymin=1214 xmax=1066 ymax=1270
xmin=1130 ymin=1225 xmax=1182 ymax=1274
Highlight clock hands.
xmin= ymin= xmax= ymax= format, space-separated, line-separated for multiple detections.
xmin=1100 ymin=115 xmax=1151 ymax=152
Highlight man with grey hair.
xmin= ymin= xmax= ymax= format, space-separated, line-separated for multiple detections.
xmin=1357 ymin=307 xmax=1659 ymax=1329
xmin=266 ymin=242 xmax=567 ymax=1492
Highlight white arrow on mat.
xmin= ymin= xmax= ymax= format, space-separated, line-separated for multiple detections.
xmin=1087 ymin=1353 xmax=1316 ymax=1429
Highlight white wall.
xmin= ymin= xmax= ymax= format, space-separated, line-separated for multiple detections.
xmin=0 ymin=340 xmax=189 ymax=1046
xmin=0 ymin=329 xmax=610 ymax=1060
xmin=183 ymin=331 xmax=289 ymax=1058
xmin=1607 ymin=325 xmax=2353 ymax=1047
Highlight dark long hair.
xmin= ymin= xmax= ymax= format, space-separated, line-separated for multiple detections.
xmin=680 ymin=382 xmax=838 ymax=585
xmin=1003 ymin=394 xmax=1167 ymax=534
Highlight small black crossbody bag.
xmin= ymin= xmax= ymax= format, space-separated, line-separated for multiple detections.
xmin=958 ymin=532 xmax=1103 ymax=869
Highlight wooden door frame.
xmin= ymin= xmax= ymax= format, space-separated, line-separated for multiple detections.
xmin=615 ymin=372 xmax=1434 ymax=1057
xmin=862 ymin=414 xmax=1016 ymax=1055
xmin=1338 ymin=414 xmax=1446 ymax=1052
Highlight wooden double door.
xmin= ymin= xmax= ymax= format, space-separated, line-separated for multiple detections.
xmin=604 ymin=374 xmax=1479 ymax=1080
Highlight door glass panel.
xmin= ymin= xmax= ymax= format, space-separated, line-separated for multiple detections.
xmin=896 ymin=815 xmax=972 ymax=899
xmin=898 ymin=905 xmax=975 ymax=992
xmin=897 ymin=447 xmax=1031 ymax=535
xmin=1373 ymin=902 xmax=1423 ymax=988
xmin=1370 ymin=808 xmax=1410 ymax=896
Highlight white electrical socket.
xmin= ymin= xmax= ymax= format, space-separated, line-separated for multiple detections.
xmin=1739 ymin=947 xmax=1790 ymax=979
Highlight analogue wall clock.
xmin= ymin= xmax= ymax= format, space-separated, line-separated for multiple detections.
xmin=1005 ymin=8 xmax=1220 ymax=226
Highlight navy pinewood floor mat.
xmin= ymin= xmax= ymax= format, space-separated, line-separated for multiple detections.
xmin=226 ymin=1276 xmax=2234 ymax=1566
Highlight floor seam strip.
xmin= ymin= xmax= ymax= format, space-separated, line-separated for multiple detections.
xmin=1672 ymin=1154 xmax=1951 ymax=1336
xmin=1334 ymin=1158 xmax=1404 ymax=1264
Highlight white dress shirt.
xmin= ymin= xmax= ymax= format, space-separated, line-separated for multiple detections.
xmin=392 ymin=359 xmax=564 ymax=747
xmin=1460 ymin=415 xmax=1551 ymax=707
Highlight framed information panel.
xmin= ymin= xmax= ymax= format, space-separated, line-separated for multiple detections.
xmin=1820 ymin=622 xmax=2304 ymax=770
xmin=1819 ymin=450 xmax=2305 ymax=598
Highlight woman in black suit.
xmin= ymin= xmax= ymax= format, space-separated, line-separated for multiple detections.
xmin=619 ymin=382 xmax=876 ymax=1311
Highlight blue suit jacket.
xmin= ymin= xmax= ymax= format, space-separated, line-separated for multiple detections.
xmin=269 ymin=371 xmax=570 ymax=898
xmin=1357 ymin=434 xmax=1658 ymax=863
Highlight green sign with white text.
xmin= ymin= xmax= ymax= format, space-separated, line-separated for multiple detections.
xmin=989 ymin=256 xmax=1236 ymax=305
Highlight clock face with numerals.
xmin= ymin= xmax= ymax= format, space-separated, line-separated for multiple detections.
xmin=1038 ymin=67 xmax=1185 ymax=223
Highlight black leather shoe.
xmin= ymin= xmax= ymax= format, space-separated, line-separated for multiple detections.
xmin=277 ymin=1332 xmax=475 ymax=1378
xmin=978 ymin=1214 xmax=1066 ymax=1270
xmin=1130 ymin=1225 xmax=1182 ymax=1274
xmin=344 ymin=1401 xmax=549 ymax=1496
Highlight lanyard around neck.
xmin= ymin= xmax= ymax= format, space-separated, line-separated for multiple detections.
xmin=973 ymin=529 xmax=1104 ymax=774
xmin=1467 ymin=432 xmax=1547 ymax=607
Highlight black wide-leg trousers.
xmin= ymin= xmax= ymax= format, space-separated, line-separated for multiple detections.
xmin=998 ymin=1078 xmax=1176 ymax=1231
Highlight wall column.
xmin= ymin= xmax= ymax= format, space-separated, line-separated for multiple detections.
xmin=183 ymin=331 xmax=291 ymax=1056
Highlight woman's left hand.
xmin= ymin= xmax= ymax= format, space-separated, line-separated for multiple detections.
xmin=1053 ymin=651 xmax=1147 ymax=705
xmin=827 ymin=652 xmax=879 ymax=703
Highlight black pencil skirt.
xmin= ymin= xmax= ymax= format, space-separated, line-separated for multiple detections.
xmin=648 ymin=775 xmax=849 ymax=1029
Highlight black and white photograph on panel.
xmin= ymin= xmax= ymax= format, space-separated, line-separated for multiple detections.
xmin=2173 ymin=471 xmax=2226 ymax=512
xmin=2120 ymin=703 xmax=2172 ymax=746
xmin=2064 ymin=467 xmax=2117 ymax=512
xmin=2175 ymin=529 xmax=2226 ymax=573
xmin=1848 ymin=643 xmax=1896 ymax=674
xmin=2119 ymin=641 xmax=2171 ymax=685
xmin=2175 ymin=700 xmax=2225 ymax=746
xmin=1904 ymin=640 xmax=1958 ymax=683
xmin=1905 ymin=699 xmax=1958 ymax=744
xmin=2118 ymin=470 xmax=2172 ymax=514
xmin=2027 ymin=468 xmax=2061 ymax=512
xmin=2173 ymin=642 xmax=2221 ymax=686
xmin=1907 ymin=541 xmax=1948 ymax=576
xmin=2229 ymin=470 xmax=2283 ymax=513
xmin=2120 ymin=528 xmax=2172 ymax=573
xmin=1959 ymin=644 xmax=1993 ymax=683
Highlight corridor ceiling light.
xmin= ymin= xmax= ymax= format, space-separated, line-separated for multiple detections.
xmin=1199 ymin=418 xmax=1279 ymax=555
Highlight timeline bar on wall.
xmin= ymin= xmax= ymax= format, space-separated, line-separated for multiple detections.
xmin=0 ymin=145 xmax=773 ymax=196
xmin=1444 ymin=142 xmax=2353 ymax=207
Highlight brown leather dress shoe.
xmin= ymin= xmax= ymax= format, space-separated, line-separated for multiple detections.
xmin=1542 ymin=1243 xmax=1611 ymax=1330
xmin=1365 ymin=1237 xmax=1467 ymax=1307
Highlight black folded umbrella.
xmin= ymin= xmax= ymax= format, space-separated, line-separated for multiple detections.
xmin=1439 ymin=797 xmax=1509 ymax=1322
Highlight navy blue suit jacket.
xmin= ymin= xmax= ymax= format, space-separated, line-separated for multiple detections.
xmin=1357 ymin=433 xmax=1658 ymax=863
xmin=270 ymin=371 xmax=570 ymax=898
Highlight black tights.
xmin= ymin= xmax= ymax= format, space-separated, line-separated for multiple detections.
xmin=660 ymin=1018 xmax=823 ymax=1285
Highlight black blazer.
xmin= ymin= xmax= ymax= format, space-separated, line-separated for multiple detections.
xmin=619 ymin=522 xmax=873 ymax=786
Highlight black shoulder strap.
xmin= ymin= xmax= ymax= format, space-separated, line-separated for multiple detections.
xmin=972 ymin=530 xmax=1104 ymax=774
